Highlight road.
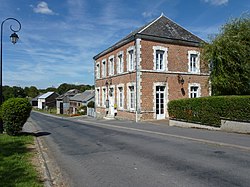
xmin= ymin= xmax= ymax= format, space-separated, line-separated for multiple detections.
xmin=30 ymin=112 xmax=250 ymax=187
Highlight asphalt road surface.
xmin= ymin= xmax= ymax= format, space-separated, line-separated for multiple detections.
xmin=30 ymin=112 xmax=250 ymax=187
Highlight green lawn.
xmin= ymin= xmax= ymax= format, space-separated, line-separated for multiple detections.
xmin=0 ymin=134 xmax=43 ymax=187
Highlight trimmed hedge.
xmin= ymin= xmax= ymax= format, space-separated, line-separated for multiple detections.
xmin=168 ymin=96 xmax=250 ymax=127
xmin=87 ymin=101 xmax=95 ymax=108
xmin=1 ymin=98 xmax=32 ymax=135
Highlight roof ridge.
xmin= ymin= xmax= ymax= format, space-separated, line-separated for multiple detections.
xmin=138 ymin=14 xmax=164 ymax=34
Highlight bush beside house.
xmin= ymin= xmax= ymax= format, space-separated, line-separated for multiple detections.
xmin=0 ymin=98 xmax=32 ymax=135
xmin=168 ymin=96 xmax=250 ymax=127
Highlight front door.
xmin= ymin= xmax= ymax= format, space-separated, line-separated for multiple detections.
xmin=156 ymin=86 xmax=165 ymax=119
xmin=60 ymin=102 xmax=63 ymax=114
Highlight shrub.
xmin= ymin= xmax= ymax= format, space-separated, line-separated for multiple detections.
xmin=168 ymin=96 xmax=250 ymax=127
xmin=78 ymin=105 xmax=87 ymax=115
xmin=87 ymin=101 xmax=95 ymax=108
xmin=1 ymin=98 xmax=32 ymax=135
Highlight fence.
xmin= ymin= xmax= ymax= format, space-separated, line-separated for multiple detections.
xmin=87 ymin=108 xmax=95 ymax=117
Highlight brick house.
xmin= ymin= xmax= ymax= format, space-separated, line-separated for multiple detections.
xmin=93 ymin=14 xmax=210 ymax=121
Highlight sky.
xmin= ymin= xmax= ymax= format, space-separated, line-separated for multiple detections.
xmin=0 ymin=0 xmax=249 ymax=89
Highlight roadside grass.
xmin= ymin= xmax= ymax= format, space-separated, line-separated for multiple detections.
xmin=0 ymin=134 xmax=43 ymax=187
xmin=32 ymin=107 xmax=69 ymax=117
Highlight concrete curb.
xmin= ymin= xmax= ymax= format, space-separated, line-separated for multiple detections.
xmin=23 ymin=120 xmax=53 ymax=187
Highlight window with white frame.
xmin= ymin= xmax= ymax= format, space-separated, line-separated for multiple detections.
xmin=153 ymin=46 xmax=167 ymax=71
xmin=189 ymin=83 xmax=201 ymax=98
xmin=127 ymin=48 xmax=135 ymax=71
xmin=117 ymin=87 xmax=124 ymax=109
xmin=108 ymin=56 xmax=114 ymax=75
xmin=96 ymin=88 xmax=100 ymax=106
xmin=102 ymin=88 xmax=107 ymax=106
xmin=188 ymin=51 xmax=200 ymax=73
xmin=117 ymin=52 xmax=123 ymax=74
xmin=128 ymin=86 xmax=135 ymax=110
xmin=102 ymin=60 xmax=106 ymax=77
xmin=96 ymin=62 xmax=100 ymax=79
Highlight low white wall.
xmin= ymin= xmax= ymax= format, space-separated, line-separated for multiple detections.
xmin=169 ymin=119 xmax=220 ymax=131
xmin=221 ymin=119 xmax=250 ymax=134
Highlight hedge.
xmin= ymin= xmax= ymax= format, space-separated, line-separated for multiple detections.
xmin=87 ymin=101 xmax=95 ymax=108
xmin=1 ymin=98 xmax=32 ymax=135
xmin=168 ymin=96 xmax=250 ymax=127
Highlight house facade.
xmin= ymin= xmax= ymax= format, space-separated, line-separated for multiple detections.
xmin=93 ymin=15 xmax=210 ymax=121
xmin=56 ymin=89 xmax=80 ymax=114
xmin=69 ymin=90 xmax=95 ymax=114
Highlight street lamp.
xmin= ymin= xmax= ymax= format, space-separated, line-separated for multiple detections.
xmin=0 ymin=18 xmax=21 ymax=133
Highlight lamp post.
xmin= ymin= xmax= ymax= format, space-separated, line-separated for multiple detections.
xmin=0 ymin=18 xmax=21 ymax=133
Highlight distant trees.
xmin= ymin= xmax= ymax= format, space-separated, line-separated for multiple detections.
xmin=2 ymin=86 xmax=26 ymax=101
xmin=24 ymin=86 xmax=39 ymax=98
xmin=203 ymin=14 xmax=250 ymax=95
xmin=1 ymin=83 xmax=94 ymax=101
xmin=57 ymin=83 xmax=94 ymax=95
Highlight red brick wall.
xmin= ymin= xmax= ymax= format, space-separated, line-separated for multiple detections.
xmin=94 ymin=38 xmax=210 ymax=121
xmin=140 ymin=40 xmax=209 ymax=73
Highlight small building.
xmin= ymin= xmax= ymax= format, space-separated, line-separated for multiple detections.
xmin=31 ymin=94 xmax=43 ymax=108
xmin=69 ymin=90 xmax=95 ymax=114
xmin=56 ymin=89 xmax=80 ymax=114
xmin=37 ymin=92 xmax=59 ymax=109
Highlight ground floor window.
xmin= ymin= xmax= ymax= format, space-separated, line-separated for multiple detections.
xmin=189 ymin=83 xmax=201 ymax=98
xmin=128 ymin=86 xmax=135 ymax=110
xmin=102 ymin=88 xmax=107 ymax=107
xmin=118 ymin=87 xmax=124 ymax=109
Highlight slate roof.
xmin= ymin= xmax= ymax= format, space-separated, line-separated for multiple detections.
xmin=70 ymin=90 xmax=95 ymax=102
xmin=31 ymin=93 xmax=44 ymax=101
xmin=38 ymin=92 xmax=55 ymax=99
xmin=56 ymin=89 xmax=80 ymax=100
xmin=94 ymin=14 xmax=204 ymax=60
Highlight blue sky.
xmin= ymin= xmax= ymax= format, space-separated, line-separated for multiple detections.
xmin=0 ymin=0 xmax=249 ymax=89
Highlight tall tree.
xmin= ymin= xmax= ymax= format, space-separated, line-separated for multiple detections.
xmin=27 ymin=86 xmax=39 ymax=98
xmin=203 ymin=14 xmax=250 ymax=95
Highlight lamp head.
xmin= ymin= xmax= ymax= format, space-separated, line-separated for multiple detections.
xmin=10 ymin=32 xmax=19 ymax=44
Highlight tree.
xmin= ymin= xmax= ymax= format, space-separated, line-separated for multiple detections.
xmin=27 ymin=86 xmax=39 ymax=98
xmin=12 ymin=86 xmax=26 ymax=98
xmin=57 ymin=83 xmax=75 ymax=94
xmin=203 ymin=14 xmax=250 ymax=95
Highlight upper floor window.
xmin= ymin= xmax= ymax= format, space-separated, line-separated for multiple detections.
xmin=153 ymin=46 xmax=168 ymax=71
xmin=127 ymin=47 xmax=135 ymax=71
xmin=108 ymin=56 xmax=114 ymax=76
xmin=156 ymin=50 xmax=164 ymax=70
xmin=102 ymin=59 xmax=106 ymax=77
xmin=96 ymin=62 xmax=100 ymax=79
xmin=189 ymin=83 xmax=201 ymax=98
xmin=188 ymin=51 xmax=200 ymax=73
xmin=117 ymin=51 xmax=123 ymax=74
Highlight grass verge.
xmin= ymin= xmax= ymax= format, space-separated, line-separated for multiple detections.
xmin=0 ymin=134 xmax=43 ymax=187
xmin=32 ymin=107 xmax=69 ymax=117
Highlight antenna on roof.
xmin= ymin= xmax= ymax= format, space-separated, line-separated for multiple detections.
xmin=161 ymin=12 xmax=165 ymax=17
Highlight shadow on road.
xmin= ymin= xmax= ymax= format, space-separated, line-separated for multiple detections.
xmin=20 ymin=131 xmax=51 ymax=137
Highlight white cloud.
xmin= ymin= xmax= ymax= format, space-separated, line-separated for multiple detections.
xmin=203 ymin=0 xmax=229 ymax=6
xmin=33 ymin=1 xmax=56 ymax=15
